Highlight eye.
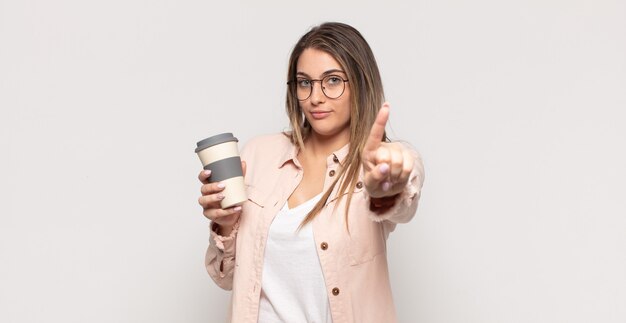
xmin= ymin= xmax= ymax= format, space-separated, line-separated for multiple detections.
xmin=326 ymin=76 xmax=342 ymax=86
xmin=297 ymin=79 xmax=311 ymax=87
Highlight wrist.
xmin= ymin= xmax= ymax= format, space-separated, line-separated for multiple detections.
xmin=212 ymin=222 xmax=235 ymax=237
xmin=370 ymin=193 xmax=400 ymax=203
xmin=369 ymin=193 xmax=400 ymax=212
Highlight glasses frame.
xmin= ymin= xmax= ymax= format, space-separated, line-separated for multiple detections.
xmin=288 ymin=75 xmax=350 ymax=101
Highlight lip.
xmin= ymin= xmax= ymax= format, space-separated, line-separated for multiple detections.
xmin=310 ymin=110 xmax=331 ymax=120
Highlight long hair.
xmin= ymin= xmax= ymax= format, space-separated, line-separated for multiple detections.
xmin=284 ymin=22 xmax=388 ymax=230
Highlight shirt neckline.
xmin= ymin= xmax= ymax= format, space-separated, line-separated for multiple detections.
xmin=283 ymin=192 xmax=324 ymax=212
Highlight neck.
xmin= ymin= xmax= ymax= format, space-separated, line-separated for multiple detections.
xmin=304 ymin=130 xmax=350 ymax=159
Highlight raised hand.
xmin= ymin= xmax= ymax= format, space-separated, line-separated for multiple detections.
xmin=362 ymin=103 xmax=414 ymax=199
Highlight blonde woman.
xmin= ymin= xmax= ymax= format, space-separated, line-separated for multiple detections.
xmin=198 ymin=22 xmax=425 ymax=323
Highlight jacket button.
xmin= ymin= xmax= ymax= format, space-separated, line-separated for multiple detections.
xmin=356 ymin=181 xmax=363 ymax=189
xmin=320 ymin=242 xmax=328 ymax=250
xmin=329 ymin=170 xmax=336 ymax=177
xmin=333 ymin=155 xmax=339 ymax=163
xmin=332 ymin=287 xmax=340 ymax=296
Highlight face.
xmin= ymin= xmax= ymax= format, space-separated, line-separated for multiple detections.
xmin=296 ymin=48 xmax=351 ymax=141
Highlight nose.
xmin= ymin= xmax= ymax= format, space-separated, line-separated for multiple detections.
xmin=309 ymin=80 xmax=326 ymax=105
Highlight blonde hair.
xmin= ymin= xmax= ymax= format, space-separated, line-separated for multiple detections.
xmin=284 ymin=22 xmax=389 ymax=230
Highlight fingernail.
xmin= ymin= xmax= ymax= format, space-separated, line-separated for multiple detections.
xmin=379 ymin=163 xmax=389 ymax=175
xmin=217 ymin=194 xmax=225 ymax=200
xmin=233 ymin=206 xmax=242 ymax=212
xmin=204 ymin=170 xmax=211 ymax=176
xmin=382 ymin=181 xmax=391 ymax=191
xmin=217 ymin=182 xmax=225 ymax=189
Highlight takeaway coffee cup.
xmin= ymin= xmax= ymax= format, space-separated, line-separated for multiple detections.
xmin=195 ymin=133 xmax=247 ymax=209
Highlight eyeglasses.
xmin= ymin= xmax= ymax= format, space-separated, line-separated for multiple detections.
xmin=288 ymin=75 xmax=349 ymax=101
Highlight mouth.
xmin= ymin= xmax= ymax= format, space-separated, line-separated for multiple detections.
xmin=310 ymin=110 xmax=331 ymax=120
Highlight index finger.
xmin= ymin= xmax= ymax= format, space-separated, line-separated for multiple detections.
xmin=363 ymin=103 xmax=390 ymax=153
xmin=198 ymin=169 xmax=211 ymax=184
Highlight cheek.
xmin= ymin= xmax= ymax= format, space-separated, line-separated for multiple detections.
xmin=298 ymin=102 xmax=311 ymax=118
xmin=340 ymin=96 xmax=352 ymax=120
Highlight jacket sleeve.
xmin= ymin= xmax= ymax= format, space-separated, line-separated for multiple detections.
xmin=364 ymin=144 xmax=425 ymax=224
xmin=205 ymin=220 xmax=239 ymax=290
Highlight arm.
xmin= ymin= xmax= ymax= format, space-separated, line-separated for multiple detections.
xmin=205 ymin=221 xmax=239 ymax=290
xmin=198 ymin=170 xmax=243 ymax=290
xmin=361 ymin=103 xmax=425 ymax=224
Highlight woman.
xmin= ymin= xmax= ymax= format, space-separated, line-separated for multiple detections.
xmin=198 ymin=22 xmax=425 ymax=323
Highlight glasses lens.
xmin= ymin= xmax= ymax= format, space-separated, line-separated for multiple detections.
xmin=322 ymin=75 xmax=345 ymax=99
xmin=295 ymin=79 xmax=312 ymax=100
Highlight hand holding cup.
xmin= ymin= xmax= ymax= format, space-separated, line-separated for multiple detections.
xmin=198 ymin=161 xmax=246 ymax=232
xmin=195 ymin=133 xmax=248 ymax=235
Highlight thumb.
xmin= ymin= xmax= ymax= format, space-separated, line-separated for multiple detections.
xmin=241 ymin=160 xmax=247 ymax=177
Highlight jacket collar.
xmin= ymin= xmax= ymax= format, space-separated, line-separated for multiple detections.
xmin=278 ymin=140 xmax=351 ymax=169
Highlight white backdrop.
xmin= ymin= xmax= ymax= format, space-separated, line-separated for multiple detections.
xmin=1 ymin=0 xmax=625 ymax=322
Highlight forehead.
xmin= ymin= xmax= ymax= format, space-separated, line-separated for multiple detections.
xmin=296 ymin=48 xmax=344 ymax=76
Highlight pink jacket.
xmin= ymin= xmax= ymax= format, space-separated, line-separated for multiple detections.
xmin=205 ymin=133 xmax=425 ymax=323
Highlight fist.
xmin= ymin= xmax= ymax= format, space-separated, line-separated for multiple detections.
xmin=362 ymin=103 xmax=414 ymax=198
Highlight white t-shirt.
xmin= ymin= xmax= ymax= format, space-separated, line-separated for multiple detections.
xmin=258 ymin=193 xmax=333 ymax=323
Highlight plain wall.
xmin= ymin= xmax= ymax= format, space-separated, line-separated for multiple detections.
xmin=1 ymin=0 xmax=625 ymax=322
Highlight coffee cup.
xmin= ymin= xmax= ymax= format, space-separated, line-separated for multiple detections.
xmin=195 ymin=133 xmax=247 ymax=209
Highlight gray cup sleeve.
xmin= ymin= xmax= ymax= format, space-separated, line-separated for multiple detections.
xmin=203 ymin=156 xmax=244 ymax=183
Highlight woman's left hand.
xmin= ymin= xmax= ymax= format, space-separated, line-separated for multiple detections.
xmin=362 ymin=103 xmax=414 ymax=199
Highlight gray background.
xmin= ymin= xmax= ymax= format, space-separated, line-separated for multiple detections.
xmin=1 ymin=0 xmax=625 ymax=322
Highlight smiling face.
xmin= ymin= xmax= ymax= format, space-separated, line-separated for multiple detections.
xmin=296 ymin=48 xmax=352 ymax=142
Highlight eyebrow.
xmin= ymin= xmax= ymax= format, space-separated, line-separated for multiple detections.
xmin=296 ymin=69 xmax=346 ymax=78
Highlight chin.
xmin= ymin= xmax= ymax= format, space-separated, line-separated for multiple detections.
xmin=306 ymin=117 xmax=350 ymax=138
xmin=310 ymin=126 xmax=348 ymax=139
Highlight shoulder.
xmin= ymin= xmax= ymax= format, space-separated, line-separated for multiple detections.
xmin=242 ymin=132 xmax=291 ymax=150
xmin=240 ymin=132 xmax=293 ymax=186
xmin=240 ymin=132 xmax=294 ymax=164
